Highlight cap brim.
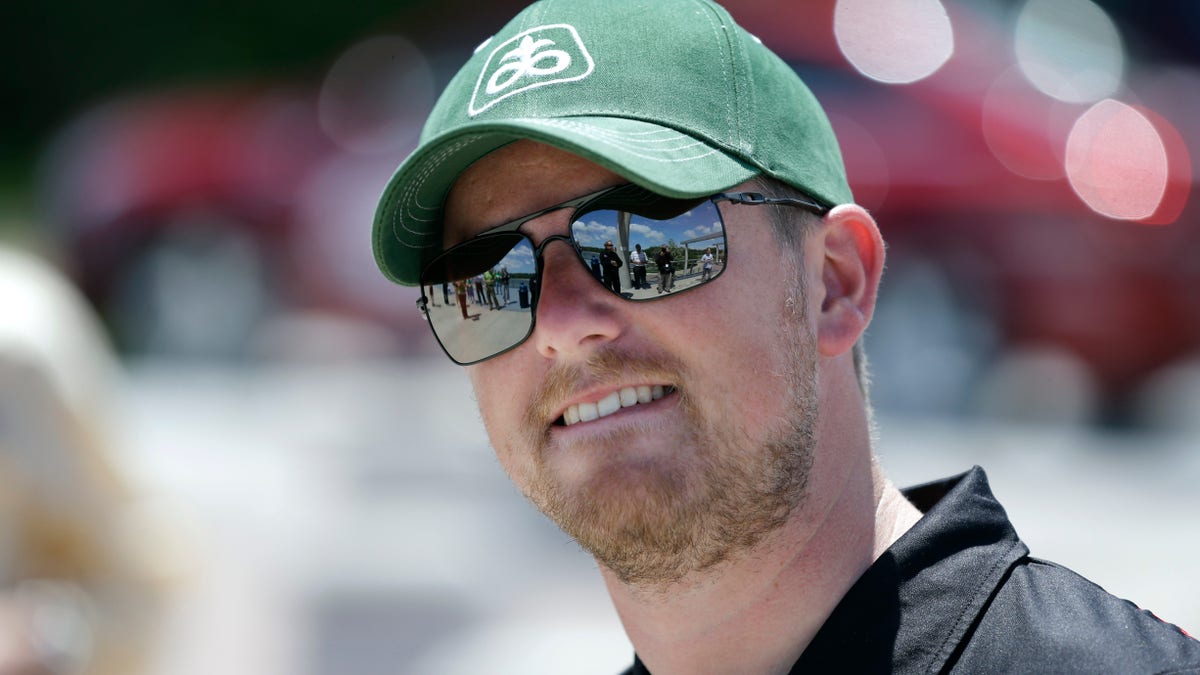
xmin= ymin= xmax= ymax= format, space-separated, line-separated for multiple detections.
xmin=373 ymin=116 xmax=757 ymax=286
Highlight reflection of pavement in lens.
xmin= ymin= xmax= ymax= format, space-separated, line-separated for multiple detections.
xmin=473 ymin=304 xmax=529 ymax=333
xmin=627 ymin=270 xmax=718 ymax=300
xmin=425 ymin=300 xmax=531 ymax=359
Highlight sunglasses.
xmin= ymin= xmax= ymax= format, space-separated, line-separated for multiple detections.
xmin=418 ymin=183 xmax=827 ymax=365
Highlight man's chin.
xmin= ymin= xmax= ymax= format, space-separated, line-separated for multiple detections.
xmin=531 ymin=457 xmax=721 ymax=584
xmin=536 ymin=449 xmax=693 ymax=525
xmin=536 ymin=421 xmax=689 ymax=489
xmin=526 ymin=427 xmax=814 ymax=586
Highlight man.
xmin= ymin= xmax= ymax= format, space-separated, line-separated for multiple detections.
xmin=700 ymin=247 xmax=716 ymax=282
xmin=452 ymin=279 xmax=468 ymax=320
xmin=630 ymin=244 xmax=649 ymax=289
xmin=371 ymin=0 xmax=1200 ymax=672
xmin=654 ymin=245 xmax=674 ymax=294
xmin=482 ymin=268 xmax=499 ymax=309
xmin=601 ymin=240 xmax=624 ymax=295
xmin=498 ymin=264 xmax=511 ymax=304
xmin=470 ymin=274 xmax=483 ymax=305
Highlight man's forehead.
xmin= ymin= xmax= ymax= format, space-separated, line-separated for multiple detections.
xmin=443 ymin=140 xmax=624 ymax=242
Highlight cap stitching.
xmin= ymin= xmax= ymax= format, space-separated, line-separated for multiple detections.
xmin=523 ymin=119 xmax=720 ymax=162
xmin=525 ymin=120 xmax=698 ymax=147
xmin=694 ymin=1 xmax=738 ymax=153
xmin=390 ymin=136 xmax=482 ymax=248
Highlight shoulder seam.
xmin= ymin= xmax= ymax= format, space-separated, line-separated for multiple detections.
xmin=927 ymin=540 xmax=1025 ymax=674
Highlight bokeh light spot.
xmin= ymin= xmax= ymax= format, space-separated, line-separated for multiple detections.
xmin=834 ymin=0 xmax=954 ymax=84
xmin=1130 ymin=106 xmax=1192 ymax=226
xmin=1015 ymin=0 xmax=1124 ymax=103
xmin=1065 ymin=99 xmax=1168 ymax=221
xmin=318 ymin=36 xmax=435 ymax=155
xmin=981 ymin=68 xmax=1072 ymax=181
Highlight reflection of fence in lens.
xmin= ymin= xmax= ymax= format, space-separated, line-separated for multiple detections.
xmin=667 ymin=258 xmax=724 ymax=294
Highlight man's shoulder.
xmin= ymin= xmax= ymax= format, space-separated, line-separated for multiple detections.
xmin=809 ymin=467 xmax=1200 ymax=673
xmin=952 ymin=555 xmax=1200 ymax=672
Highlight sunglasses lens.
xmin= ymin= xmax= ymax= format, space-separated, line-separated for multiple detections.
xmin=420 ymin=189 xmax=729 ymax=364
xmin=570 ymin=196 xmax=726 ymax=300
xmin=421 ymin=233 xmax=536 ymax=364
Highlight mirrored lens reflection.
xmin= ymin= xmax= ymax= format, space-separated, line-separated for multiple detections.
xmin=422 ymin=234 xmax=536 ymax=364
xmin=571 ymin=199 xmax=727 ymax=300
xmin=421 ymin=196 xmax=730 ymax=364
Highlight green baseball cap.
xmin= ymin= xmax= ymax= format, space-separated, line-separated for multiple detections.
xmin=373 ymin=0 xmax=853 ymax=286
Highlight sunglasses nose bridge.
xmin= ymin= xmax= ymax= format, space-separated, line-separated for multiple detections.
xmin=531 ymin=233 xmax=577 ymax=258
xmin=530 ymin=234 xmax=586 ymax=293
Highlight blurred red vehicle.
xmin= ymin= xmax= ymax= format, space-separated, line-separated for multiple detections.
xmin=39 ymin=83 xmax=427 ymax=359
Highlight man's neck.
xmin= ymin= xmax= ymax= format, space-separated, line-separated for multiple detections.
xmin=603 ymin=458 xmax=922 ymax=675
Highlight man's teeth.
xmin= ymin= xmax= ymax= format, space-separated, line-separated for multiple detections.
xmin=562 ymin=385 xmax=671 ymax=426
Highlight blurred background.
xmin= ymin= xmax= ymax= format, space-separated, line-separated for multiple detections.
xmin=1 ymin=0 xmax=1197 ymax=673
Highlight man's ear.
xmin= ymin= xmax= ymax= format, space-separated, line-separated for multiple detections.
xmin=811 ymin=204 xmax=885 ymax=357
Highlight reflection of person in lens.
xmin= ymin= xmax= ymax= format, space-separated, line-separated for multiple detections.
xmin=600 ymin=240 xmax=623 ymax=294
xmin=629 ymin=244 xmax=649 ymax=289
xmin=655 ymin=245 xmax=674 ymax=293
xmin=453 ymin=279 xmax=469 ymax=319
xmin=473 ymin=275 xmax=486 ymax=307
xmin=700 ymin=247 xmax=715 ymax=282
xmin=483 ymin=268 xmax=501 ymax=310
xmin=499 ymin=265 xmax=511 ymax=304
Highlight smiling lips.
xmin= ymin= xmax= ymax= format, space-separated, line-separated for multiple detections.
xmin=561 ymin=385 xmax=676 ymax=426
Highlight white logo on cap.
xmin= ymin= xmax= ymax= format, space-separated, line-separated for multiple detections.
xmin=469 ymin=24 xmax=594 ymax=117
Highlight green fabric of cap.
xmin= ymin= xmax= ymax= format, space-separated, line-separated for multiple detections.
xmin=373 ymin=0 xmax=853 ymax=286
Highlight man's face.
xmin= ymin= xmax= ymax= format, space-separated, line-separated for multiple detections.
xmin=443 ymin=141 xmax=820 ymax=585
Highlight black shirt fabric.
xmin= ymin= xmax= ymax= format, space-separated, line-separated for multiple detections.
xmin=623 ymin=466 xmax=1200 ymax=674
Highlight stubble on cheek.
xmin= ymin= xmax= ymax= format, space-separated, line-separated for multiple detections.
xmin=469 ymin=303 xmax=818 ymax=588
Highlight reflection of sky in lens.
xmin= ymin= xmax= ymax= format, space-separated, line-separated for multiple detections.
xmin=629 ymin=222 xmax=665 ymax=244
xmin=683 ymin=222 xmax=720 ymax=240
xmin=571 ymin=203 xmax=725 ymax=249
xmin=571 ymin=219 xmax=618 ymax=247
xmin=499 ymin=241 xmax=536 ymax=274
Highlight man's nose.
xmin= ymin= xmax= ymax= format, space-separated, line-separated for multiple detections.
xmin=531 ymin=239 xmax=625 ymax=360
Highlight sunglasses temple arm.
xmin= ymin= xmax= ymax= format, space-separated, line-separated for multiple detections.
xmin=715 ymin=192 xmax=828 ymax=215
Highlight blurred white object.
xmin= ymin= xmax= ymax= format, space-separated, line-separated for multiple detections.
xmin=1134 ymin=354 xmax=1200 ymax=434
xmin=0 ymin=243 xmax=164 ymax=675
xmin=971 ymin=344 xmax=1101 ymax=425
xmin=0 ymin=246 xmax=119 ymax=428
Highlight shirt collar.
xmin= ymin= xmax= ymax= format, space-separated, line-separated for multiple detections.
xmin=791 ymin=466 xmax=1028 ymax=673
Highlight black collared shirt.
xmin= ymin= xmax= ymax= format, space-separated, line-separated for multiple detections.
xmin=624 ymin=467 xmax=1200 ymax=674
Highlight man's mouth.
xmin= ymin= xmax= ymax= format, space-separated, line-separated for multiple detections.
xmin=557 ymin=385 xmax=676 ymax=426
